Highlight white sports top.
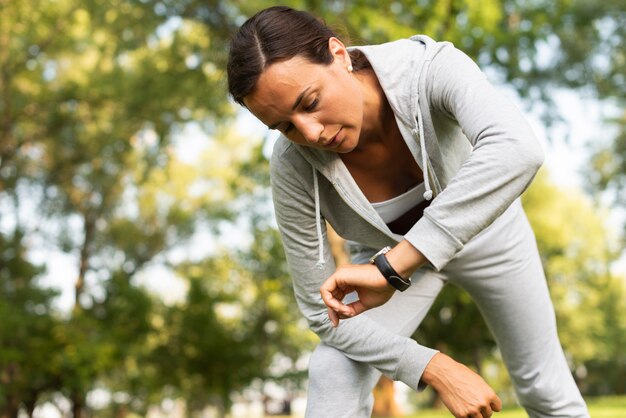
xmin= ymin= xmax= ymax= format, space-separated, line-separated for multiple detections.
xmin=371 ymin=183 xmax=426 ymax=223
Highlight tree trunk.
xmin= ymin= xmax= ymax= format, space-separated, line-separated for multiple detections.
xmin=114 ymin=404 xmax=128 ymax=418
xmin=24 ymin=390 xmax=37 ymax=418
xmin=372 ymin=376 xmax=402 ymax=417
xmin=71 ymin=391 xmax=84 ymax=418
xmin=326 ymin=223 xmax=349 ymax=267
xmin=0 ymin=364 xmax=20 ymax=418
xmin=75 ymin=215 xmax=95 ymax=308
xmin=0 ymin=394 xmax=19 ymax=418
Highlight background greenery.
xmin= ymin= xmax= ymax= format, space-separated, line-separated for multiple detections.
xmin=1 ymin=0 xmax=625 ymax=417
xmin=380 ymin=396 xmax=626 ymax=418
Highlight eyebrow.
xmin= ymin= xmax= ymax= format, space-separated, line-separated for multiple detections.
xmin=268 ymin=87 xmax=311 ymax=130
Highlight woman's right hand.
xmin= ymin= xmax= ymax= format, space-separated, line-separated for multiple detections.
xmin=320 ymin=263 xmax=396 ymax=326
xmin=422 ymin=352 xmax=502 ymax=418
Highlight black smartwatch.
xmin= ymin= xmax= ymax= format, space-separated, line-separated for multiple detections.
xmin=369 ymin=246 xmax=411 ymax=292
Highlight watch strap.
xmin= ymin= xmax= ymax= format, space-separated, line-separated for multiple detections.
xmin=372 ymin=251 xmax=411 ymax=292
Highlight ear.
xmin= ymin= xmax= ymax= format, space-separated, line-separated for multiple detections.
xmin=328 ymin=37 xmax=351 ymax=67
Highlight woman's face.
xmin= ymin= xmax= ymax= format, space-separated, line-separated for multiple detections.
xmin=243 ymin=38 xmax=364 ymax=153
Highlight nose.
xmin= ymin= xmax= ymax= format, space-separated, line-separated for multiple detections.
xmin=294 ymin=115 xmax=323 ymax=144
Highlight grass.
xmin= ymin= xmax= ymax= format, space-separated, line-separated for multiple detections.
xmin=269 ymin=396 xmax=626 ymax=418
xmin=393 ymin=395 xmax=626 ymax=418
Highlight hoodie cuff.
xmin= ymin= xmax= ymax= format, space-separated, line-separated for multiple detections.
xmin=393 ymin=340 xmax=439 ymax=391
xmin=404 ymin=213 xmax=464 ymax=271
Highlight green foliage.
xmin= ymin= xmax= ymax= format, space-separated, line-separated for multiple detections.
xmin=589 ymin=112 xmax=626 ymax=205
xmin=0 ymin=230 xmax=62 ymax=415
xmin=140 ymin=223 xmax=313 ymax=415
xmin=1 ymin=0 xmax=625 ymax=415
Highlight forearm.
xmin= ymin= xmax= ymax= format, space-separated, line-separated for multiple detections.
xmin=310 ymin=308 xmax=439 ymax=390
xmin=286 ymin=243 xmax=435 ymax=388
xmin=385 ymin=239 xmax=429 ymax=279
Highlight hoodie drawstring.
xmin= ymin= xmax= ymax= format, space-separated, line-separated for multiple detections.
xmin=313 ymin=167 xmax=325 ymax=269
xmin=415 ymin=105 xmax=434 ymax=201
xmin=312 ymin=104 xmax=432 ymax=270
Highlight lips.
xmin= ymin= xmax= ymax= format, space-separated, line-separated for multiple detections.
xmin=326 ymin=128 xmax=342 ymax=147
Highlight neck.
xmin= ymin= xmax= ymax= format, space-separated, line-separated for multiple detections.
xmin=349 ymin=69 xmax=397 ymax=154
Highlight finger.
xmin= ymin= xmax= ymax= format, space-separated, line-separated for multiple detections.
xmin=489 ymin=397 xmax=502 ymax=412
xmin=327 ymin=307 xmax=339 ymax=327
xmin=319 ymin=280 xmax=337 ymax=301
xmin=320 ymin=286 xmax=346 ymax=312
xmin=337 ymin=285 xmax=356 ymax=296
xmin=337 ymin=311 xmax=354 ymax=319
xmin=345 ymin=299 xmax=370 ymax=316
xmin=480 ymin=404 xmax=493 ymax=418
xmin=326 ymin=294 xmax=355 ymax=317
xmin=320 ymin=280 xmax=353 ymax=311
xmin=490 ymin=395 xmax=502 ymax=412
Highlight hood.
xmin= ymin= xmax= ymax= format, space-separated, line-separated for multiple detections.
xmin=353 ymin=35 xmax=435 ymax=129
xmin=294 ymin=34 xmax=449 ymax=186
xmin=287 ymin=35 xmax=450 ymax=267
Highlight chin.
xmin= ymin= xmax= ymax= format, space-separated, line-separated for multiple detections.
xmin=336 ymin=145 xmax=356 ymax=154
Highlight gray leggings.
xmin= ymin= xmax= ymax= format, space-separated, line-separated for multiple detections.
xmin=305 ymin=201 xmax=589 ymax=417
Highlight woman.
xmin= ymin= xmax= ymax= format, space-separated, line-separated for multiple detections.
xmin=227 ymin=6 xmax=589 ymax=418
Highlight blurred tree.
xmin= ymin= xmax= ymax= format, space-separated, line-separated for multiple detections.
xmin=0 ymin=231 xmax=60 ymax=418
xmin=147 ymin=224 xmax=314 ymax=417
xmin=1 ymin=0 xmax=625 ymax=415
xmin=155 ymin=0 xmax=624 ymax=116
xmin=589 ymin=113 xmax=626 ymax=218
xmin=0 ymin=0 xmax=232 ymax=414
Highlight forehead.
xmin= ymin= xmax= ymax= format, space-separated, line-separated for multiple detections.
xmin=244 ymin=56 xmax=328 ymax=121
xmin=258 ymin=55 xmax=325 ymax=95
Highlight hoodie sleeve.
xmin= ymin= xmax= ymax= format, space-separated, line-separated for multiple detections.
xmin=270 ymin=147 xmax=438 ymax=390
xmin=404 ymin=45 xmax=544 ymax=271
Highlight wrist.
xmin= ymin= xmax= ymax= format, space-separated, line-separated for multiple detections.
xmin=421 ymin=352 xmax=447 ymax=388
xmin=369 ymin=264 xmax=395 ymax=288
xmin=370 ymin=247 xmax=411 ymax=291
xmin=385 ymin=240 xmax=427 ymax=278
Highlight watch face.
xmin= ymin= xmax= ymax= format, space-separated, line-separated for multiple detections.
xmin=370 ymin=247 xmax=390 ymax=264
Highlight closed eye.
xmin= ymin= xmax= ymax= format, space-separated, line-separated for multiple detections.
xmin=282 ymin=123 xmax=294 ymax=134
xmin=305 ymin=97 xmax=319 ymax=112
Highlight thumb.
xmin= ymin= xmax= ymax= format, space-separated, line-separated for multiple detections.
xmin=344 ymin=299 xmax=369 ymax=316
xmin=327 ymin=307 xmax=340 ymax=327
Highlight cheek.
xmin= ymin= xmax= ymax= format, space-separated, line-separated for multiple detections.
xmin=328 ymin=87 xmax=362 ymax=123
xmin=344 ymin=84 xmax=363 ymax=121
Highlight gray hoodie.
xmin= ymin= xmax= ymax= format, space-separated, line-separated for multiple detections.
xmin=269 ymin=35 xmax=544 ymax=390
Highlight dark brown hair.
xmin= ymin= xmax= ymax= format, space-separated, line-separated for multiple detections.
xmin=227 ymin=6 xmax=369 ymax=106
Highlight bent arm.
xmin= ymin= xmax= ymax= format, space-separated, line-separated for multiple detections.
xmin=406 ymin=45 xmax=544 ymax=271
xmin=270 ymin=151 xmax=438 ymax=390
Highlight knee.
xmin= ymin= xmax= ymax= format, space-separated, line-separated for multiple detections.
xmin=513 ymin=369 xmax=589 ymax=417
xmin=306 ymin=344 xmax=377 ymax=418
xmin=308 ymin=343 xmax=380 ymax=394
xmin=308 ymin=343 xmax=360 ymax=386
